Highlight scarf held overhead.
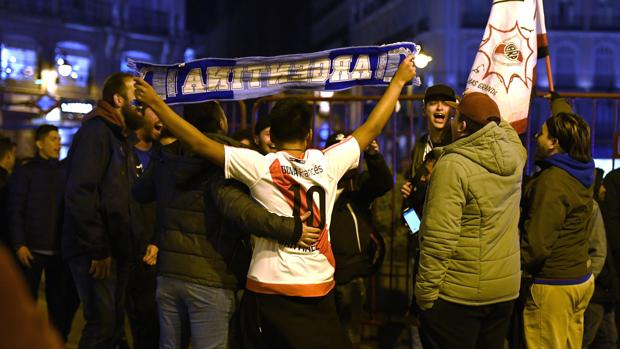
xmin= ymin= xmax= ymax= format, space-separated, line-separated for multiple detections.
xmin=129 ymin=42 xmax=421 ymax=104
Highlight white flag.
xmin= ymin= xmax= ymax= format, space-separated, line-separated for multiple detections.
xmin=465 ymin=0 xmax=546 ymax=133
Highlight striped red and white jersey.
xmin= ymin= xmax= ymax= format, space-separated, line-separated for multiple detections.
xmin=224 ymin=136 xmax=360 ymax=297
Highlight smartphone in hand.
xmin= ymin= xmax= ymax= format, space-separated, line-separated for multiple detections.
xmin=402 ymin=207 xmax=421 ymax=235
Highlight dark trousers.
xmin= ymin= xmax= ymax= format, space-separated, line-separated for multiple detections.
xmin=335 ymin=277 xmax=366 ymax=348
xmin=69 ymin=255 xmax=130 ymax=349
xmin=419 ymin=298 xmax=515 ymax=349
xmin=126 ymin=263 xmax=159 ymax=349
xmin=236 ymin=289 xmax=352 ymax=349
xmin=21 ymin=253 xmax=80 ymax=341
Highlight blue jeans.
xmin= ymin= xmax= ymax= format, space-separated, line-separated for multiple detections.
xmin=156 ymin=276 xmax=235 ymax=349
xmin=68 ymin=255 xmax=129 ymax=349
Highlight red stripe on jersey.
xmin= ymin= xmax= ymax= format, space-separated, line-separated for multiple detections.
xmin=322 ymin=135 xmax=356 ymax=153
xmin=268 ymin=159 xmax=335 ymax=267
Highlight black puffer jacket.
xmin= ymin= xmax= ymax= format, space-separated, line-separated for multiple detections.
xmin=132 ymin=135 xmax=300 ymax=289
xmin=8 ymin=155 xmax=65 ymax=251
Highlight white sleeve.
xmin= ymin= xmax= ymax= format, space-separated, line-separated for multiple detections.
xmin=224 ymin=146 xmax=266 ymax=187
xmin=323 ymin=136 xmax=361 ymax=180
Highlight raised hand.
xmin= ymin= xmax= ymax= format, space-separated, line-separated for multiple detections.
xmin=393 ymin=54 xmax=417 ymax=86
xmin=366 ymin=139 xmax=380 ymax=155
xmin=133 ymin=78 xmax=162 ymax=108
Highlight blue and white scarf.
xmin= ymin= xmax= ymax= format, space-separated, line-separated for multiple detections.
xmin=128 ymin=42 xmax=420 ymax=104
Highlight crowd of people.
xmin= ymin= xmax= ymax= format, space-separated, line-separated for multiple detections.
xmin=0 ymin=53 xmax=616 ymax=349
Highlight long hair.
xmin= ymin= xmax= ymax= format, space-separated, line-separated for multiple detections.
xmin=545 ymin=112 xmax=592 ymax=162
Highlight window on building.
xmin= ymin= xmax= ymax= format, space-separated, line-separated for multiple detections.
xmin=0 ymin=45 xmax=37 ymax=81
xmin=120 ymin=51 xmax=154 ymax=72
xmin=555 ymin=46 xmax=577 ymax=89
xmin=558 ymin=0 xmax=577 ymax=26
xmin=55 ymin=53 xmax=91 ymax=87
xmin=593 ymin=46 xmax=615 ymax=91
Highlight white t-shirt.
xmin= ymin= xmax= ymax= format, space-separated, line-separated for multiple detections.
xmin=224 ymin=136 xmax=360 ymax=297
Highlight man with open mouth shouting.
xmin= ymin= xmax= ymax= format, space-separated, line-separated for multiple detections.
xmin=401 ymin=84 xmax=456 ymax=210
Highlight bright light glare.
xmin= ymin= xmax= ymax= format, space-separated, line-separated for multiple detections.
xmin=319 ymin=101 xmax=330 ymax=114
xmin=45 ymin=107 xmax=61 ymax=122
xmin=58 ymin=63 xmax=72 ymax=77
xmin=415 ymin=53 xmax=433 ymax=69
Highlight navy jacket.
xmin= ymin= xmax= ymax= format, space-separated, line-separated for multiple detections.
xmin=8 ymin=155 xmax=65 ymax=251
xmin=62 ymin=108 xmax=141 ymax=261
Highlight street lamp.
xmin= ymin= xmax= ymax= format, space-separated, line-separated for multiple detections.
xmin=415 ymin=52 xmax=433 ymax=69
xmin=57 ymin=56 xmax=72 ymax=77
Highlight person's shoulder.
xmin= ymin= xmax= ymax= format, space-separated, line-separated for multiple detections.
xmin=430 ymin=154 xmax=468 ymax=180
xmin=77 ymin=117 xmax=112 ymax=139
xmin=535 ymin=166 xmax=574 ymax=190
xmin=322 ymin=136 xmax=359 ymax=153
xmin=605 ymin=168 xmax=620 ymax=183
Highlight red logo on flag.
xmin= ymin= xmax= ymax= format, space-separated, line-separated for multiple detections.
xmin=478 ymin=21 xmax=535 ymax=93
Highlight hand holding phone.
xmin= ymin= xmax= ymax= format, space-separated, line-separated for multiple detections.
xmin=402 ymin=207 xmax=421 ymax=234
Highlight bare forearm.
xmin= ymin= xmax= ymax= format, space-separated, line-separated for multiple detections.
xmin=352 ymin=54 xmax=415 ymax=150
xmin=358 ymin=80 xmax=404 ymax=145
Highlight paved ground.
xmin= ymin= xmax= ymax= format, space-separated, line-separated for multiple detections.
xmin=37 ymin=288 xmax=421 ymax=349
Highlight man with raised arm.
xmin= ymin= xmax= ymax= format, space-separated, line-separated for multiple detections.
xmin=134 ymin=55 xmax=416 ymax=349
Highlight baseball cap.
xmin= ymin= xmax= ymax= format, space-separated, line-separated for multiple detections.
xmin=445 ymin=92 xmax=501 ymax=126
xmin=423 ymin=84 xmax=456 ymax=103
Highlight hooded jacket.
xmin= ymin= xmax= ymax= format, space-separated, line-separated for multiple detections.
xmin=415 ymin=119 xmax=526 ymax=309
xmin=520 ymin=153 xmax=594 ymax=280
xmin=62 ymin=101 xmax=141 ymax=261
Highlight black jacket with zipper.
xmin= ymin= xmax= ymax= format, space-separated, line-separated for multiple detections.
xmin=330 ymin=151 xmax=393 ymax=284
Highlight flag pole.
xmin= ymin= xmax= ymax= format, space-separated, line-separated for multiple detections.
xmin=545 ymin=55 xmax=554 ymax=92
